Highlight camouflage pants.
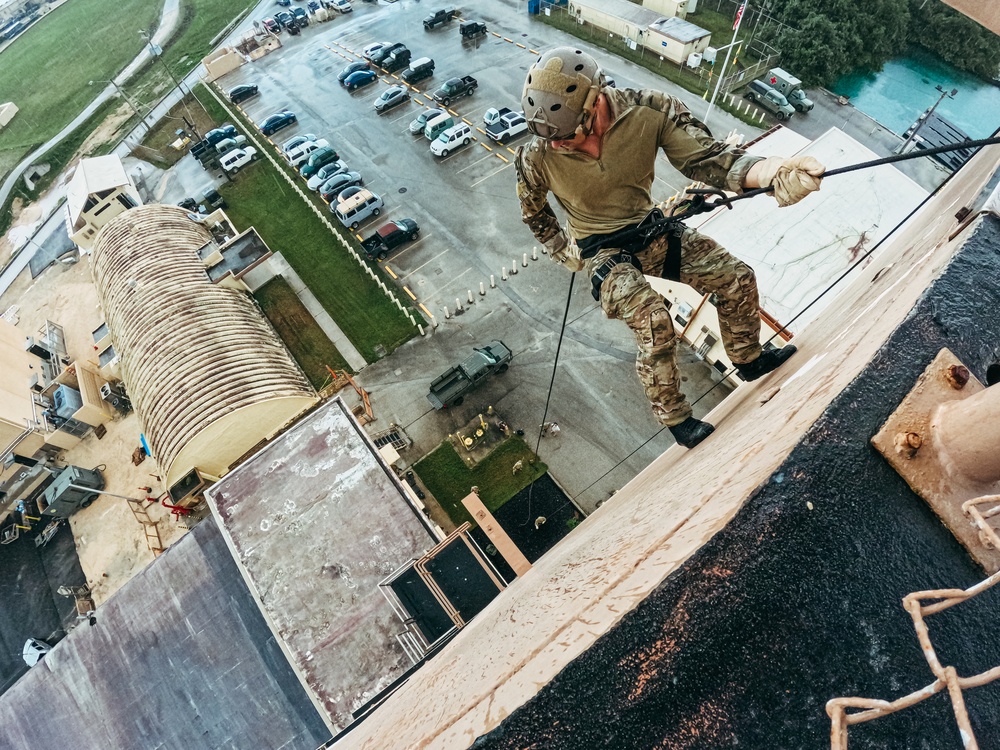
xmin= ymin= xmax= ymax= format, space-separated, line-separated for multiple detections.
xmin=592 ymin=226 xmax=761 ymax=427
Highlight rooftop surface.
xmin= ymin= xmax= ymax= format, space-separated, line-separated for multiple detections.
xmin=685 ymin=126 xmax=929 ymax=331
xmin=206 ymin=398 xmax=441 ymax=731
xmin=648 ymin=16 xmax=711 ymax=42
xmin=0 ymin=518 xmax=330 ymax=749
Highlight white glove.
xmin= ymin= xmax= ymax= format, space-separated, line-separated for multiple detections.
xmin=755 ymin=155 xmax=824 ymax=207
xmin=545 ymin=231 xmax=585 ymax=272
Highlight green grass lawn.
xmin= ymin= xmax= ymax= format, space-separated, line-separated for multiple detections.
xmin=134 ymin=92 xmax=221 ymax=169
xmin=254 ymin=275 xmax=350 ymax=386
xmin=414 ymin=437 xmax=548 ymax=528
xmin=0 ymin=0 xmax=161 ymax=163
xmin=199 ymin=84 xmax=418 ymax=361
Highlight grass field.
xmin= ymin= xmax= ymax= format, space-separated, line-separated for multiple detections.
xmin=254 ymin=275 xmax=351 ymax=386
xmin=0 ymin=0 xmax=162 ymax=171
xmin=414 ymin=438 xmax=547 ymax=528
xmin=133 ymin=93 xmax=220 ymax=169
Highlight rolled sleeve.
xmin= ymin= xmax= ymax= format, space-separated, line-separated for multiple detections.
xmin=515 ymin=142 xmax=563 ymax=245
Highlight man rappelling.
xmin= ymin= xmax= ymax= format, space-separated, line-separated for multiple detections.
xmin=515 ymin=47 xmax=825 ymax=448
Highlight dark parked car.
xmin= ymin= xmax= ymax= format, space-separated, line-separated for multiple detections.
xmin=276 ymin=0 xmax=290 ymax=5
xmin=292 ymin=7 xmax=308 ymax=25
xmin=307 ymin=0 xmax=320 ymax=10
xmin=423 ymin=8 xmax=457 ymax=29
xmin=460 ymin=20 xmax=487 ymax=39
xmin=370 ymin=42 xmax=403 ymax=65
xmin=401 ymin=57 xmax=435 ymax=84
xmin=228 ymin=84 xmax=259 ymax=104
xmin=374 ymin=85 xmax=409 ymax=113
xmin=178 ymin=189 xmax=227 ymax=213
xmin=204 ymin=125 xmax=237 ymax=146
xmin=319 ymin=171 xmax=363 ymax=202
xmin=258 ymin=110 xmax=297 ymax=136
xmin=338 ymin=60 xmax=369 ymax=84
xmin=382 ymin=47 xmax=411 ymax=74
xmin=262 ymin=17 xmax=280 ymax=33
xmin=360 ymin=218 xmax=419 ymax=260
xmin=286 ymin=19 xmax=300 ymax=35
xmin=275 ymin=10 xmax=294 ymax=28
xmin=344 ymin=69 xmax=377 ymax=91
xmin=299 ymin=146 xmax=340 ymax=178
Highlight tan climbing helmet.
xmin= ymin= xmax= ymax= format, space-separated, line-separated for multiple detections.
xmin=521 ymin=47 xmax=603 ymax=140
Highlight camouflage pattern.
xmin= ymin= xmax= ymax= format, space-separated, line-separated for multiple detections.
xmin=594 ymin=228 xmax=761 ymax=427
xmin=515 ymin=85 xmax=763 ymax=245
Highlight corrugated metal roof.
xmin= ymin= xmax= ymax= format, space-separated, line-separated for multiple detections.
xmin=571 ymin=0 xmax=662 ymax=27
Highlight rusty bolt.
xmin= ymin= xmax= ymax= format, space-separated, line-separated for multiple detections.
xmin=894 ymin=431 xmax=922 ymax=458
xmin=945 ymin=364 xmax=970 ymax=389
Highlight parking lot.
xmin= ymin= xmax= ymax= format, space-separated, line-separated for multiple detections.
xmin=212 ymin=0 xmax=747 ymax=511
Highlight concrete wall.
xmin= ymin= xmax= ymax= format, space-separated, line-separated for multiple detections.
xmin=203 ymin=47 xmax=245 ymax=82
xmin=0 ymin=320 xmax=37 ymax=455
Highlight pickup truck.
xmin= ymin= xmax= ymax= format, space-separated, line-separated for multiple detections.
xmin=423 ymin=8 xmax=457 ymax=29
xmin=361 ymin=218 xmax=419 ymax=260
xmin=483 ymin=107 xmax=528 ymax=144
xmin=427 ymin=340 xmax=512 ymax=409
xmin=432 ymin=76 xmax=477 ymax=106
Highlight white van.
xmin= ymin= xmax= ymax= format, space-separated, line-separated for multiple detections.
xmin=429 ymin=123 xmax=472 ymax=157
xmin=423 ymin=112 xmax=454 ymax=141
xmin=221 ymin=146 xmax=258 ymax=173
xmin=333 ymin=189 xmax=384 ymax=229
xmin=286 ymin=138 xmax=329 ymax=168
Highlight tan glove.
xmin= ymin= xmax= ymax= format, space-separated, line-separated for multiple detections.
xmin=755 ymin=155 xmax=825 ymax=207
xmin=545 ymin=231 xmax=585 ymax=272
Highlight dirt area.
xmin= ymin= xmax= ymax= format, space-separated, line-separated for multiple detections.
xmin=0 ymin=259 xmax=191 ymax=606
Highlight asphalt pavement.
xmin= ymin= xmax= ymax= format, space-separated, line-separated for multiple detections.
xmin=212 ymin=0 xmax=740 ymax=512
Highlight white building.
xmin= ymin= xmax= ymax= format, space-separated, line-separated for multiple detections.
xmin=64 ymin=155 xmax=142 ymax=251
xmin=648 ymin=126 xmax=929 ymax=381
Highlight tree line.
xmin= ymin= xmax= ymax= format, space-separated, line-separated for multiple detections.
xmin=755 ymin=0 xmax=1000 ymax=85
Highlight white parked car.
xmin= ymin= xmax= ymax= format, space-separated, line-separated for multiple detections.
xmin=220 ymin=147 xmax=258 ymax=173
xmin=362 ymin=41 xmax=390 ymax=61
xmin=280 ymin=133 xmax=318 ymax=155
xmin=430 ymin=123 xmax=473 ymax=157
xmin=22 ymin=638 xmax=51 ymax=667
xmin=329 ymin=0 xmax=352 ymax=13
xmin=306 ymin=160 xmax=347 ymax=191
xmin=285 ymin=138 xmax=329 ymax=168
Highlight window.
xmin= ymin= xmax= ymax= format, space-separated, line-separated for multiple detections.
xmin=117 ymin=193 xmax=137 ymax=209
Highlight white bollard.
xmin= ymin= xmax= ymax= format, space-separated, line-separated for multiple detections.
xmin=539 ymin=244 xmax=547 ymax=255
xmin=511 ymin=260 xmax=518 ymax=275
xmin=467 ymin=289 xmax=474 ymax=304
xmin=532 ymin=247 xmax=538 ymax=261
xmin=432 ymin=316 xmax=439 ymax=329
xmin=501 ymin=267 xmax=507 ymax=281
xmin=444 ymin=305 xmax=451 ymax=319
xmin=418 ymin=324 xmax=425 ymax=336
xmin=456 ymin=297 xmax=463 ymax=311
xmin=480 ymin=281 xmax=486 ymax=296
xmin=522 ymin=253 xmax=528 ymax=267
xmin=490 ymin=274 xmax=496 ymax=288
xmin=408 ymin=313 xmax=416 ymax=325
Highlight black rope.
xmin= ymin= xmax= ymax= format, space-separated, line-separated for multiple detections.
xmin=524 ymin=272 xmax=576 ymax=525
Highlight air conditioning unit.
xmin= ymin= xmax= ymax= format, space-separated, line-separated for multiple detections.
xmin=100 ymin=383 xmax=114 ymax=401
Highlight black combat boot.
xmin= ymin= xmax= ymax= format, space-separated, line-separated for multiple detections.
xmin=668 ymin=417 xmax=715 ymax=449
xmin=735 ymin=345 xmax=798 ymax=382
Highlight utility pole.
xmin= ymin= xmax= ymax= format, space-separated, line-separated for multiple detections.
xmin=897 ymin=85 xmax=957 ymax=155
xmin=89 ymin=79 xmax=148 ymax=140
xmin=138 ymin=28 xmax=208 ymax=138
xmin=704 ymin=1 xmax=748 ymax=128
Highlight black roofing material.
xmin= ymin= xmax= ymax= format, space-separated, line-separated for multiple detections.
xmin=0 ymin=518 xmax=330 ymax=749
xmin=472 ymin=216 xmax=1000 ymax=748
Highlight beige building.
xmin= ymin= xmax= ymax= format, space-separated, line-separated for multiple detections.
xmin=642 ymin=0 xmax=690 ymax=20
xmin=645 ymin=15 xmax=712 ymax=63
xmin=90 ymin=204 xmax=317 ymax=497
xmin=0 ymin=101 xmax=16 ymax=130
xmin=64 ymin=155 xmax=142 ymax=251
xmin=568 ymin=0 xmax=662 ymax=44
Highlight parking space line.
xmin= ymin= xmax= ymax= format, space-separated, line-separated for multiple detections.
xmin=470 ymin=162 xmax=514 ymax=188
xmin=401 ymin=248 xmax=451 ymax=279
xmin=418 ymin=303 xmax=433 ymax=318
xmin=389 ymin=108 xmax=413 ymax=124
xmin=462 ymin=118 xmax=472 ymax=125
xmin=421 ymin=268 xmax=472 ymax=300
xmin=476 ymin=127 xmax=487 ymax=136
xmin=529 ymin=49 xmax=539 ymax=54
xmin=507 ymin=147 xmax=517 ymax=156
xmin=516 ymin=43 xmax=526 ymax=49
xmin=457 ymin=153 xmax=495 ymax=173
xmin=402 ymin=286 xmax=417 ymax=301
xmin=389 ymin=235 xmax=428 ymax=262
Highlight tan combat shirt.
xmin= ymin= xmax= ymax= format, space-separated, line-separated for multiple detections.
xmin=515 ymin=86 xmax=762 ymax=243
